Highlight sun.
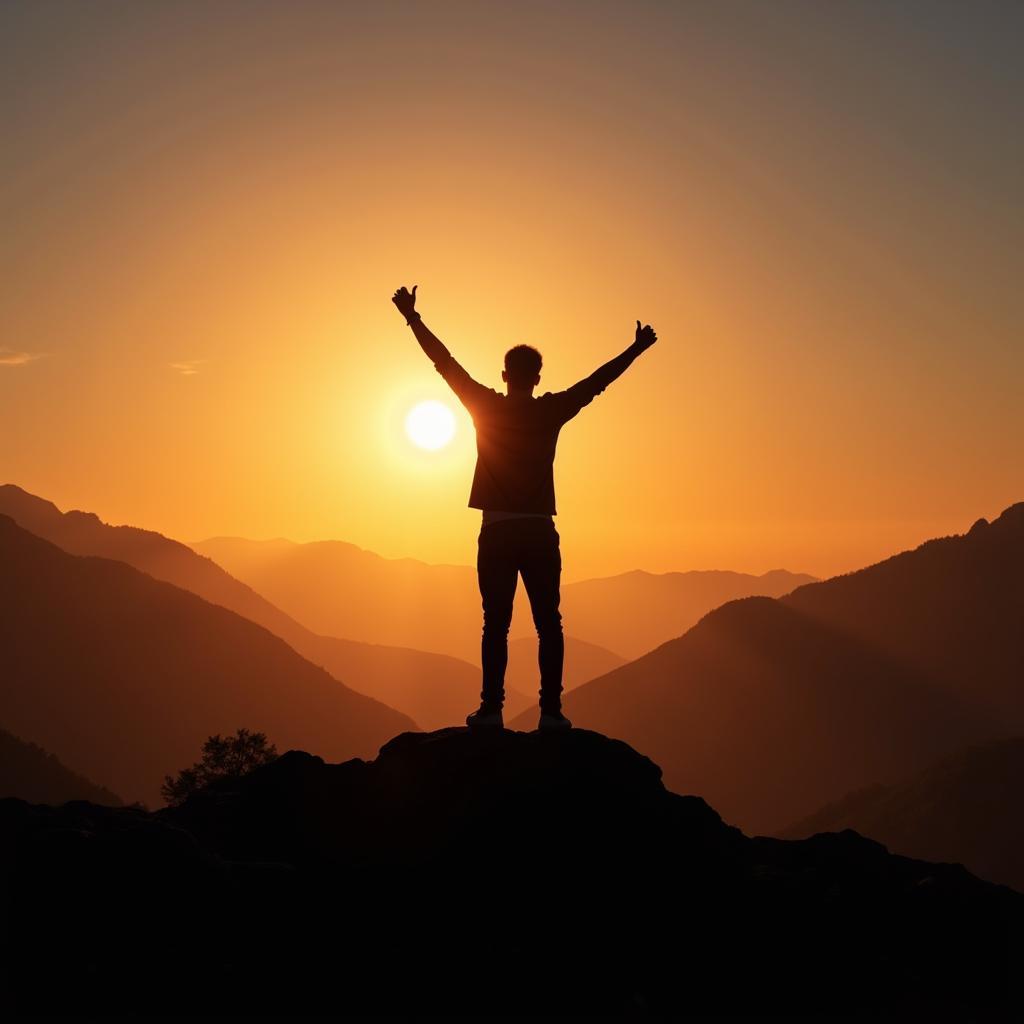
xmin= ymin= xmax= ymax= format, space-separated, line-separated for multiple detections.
xmin=405 ymin=400 xmax=456 ymax=451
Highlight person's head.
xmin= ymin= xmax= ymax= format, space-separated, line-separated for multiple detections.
xmin=502 ymin=344 xmax=542 ymax=392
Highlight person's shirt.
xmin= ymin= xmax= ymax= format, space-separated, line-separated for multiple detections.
xmin=431 ymin=344 xmax=642 ymax=515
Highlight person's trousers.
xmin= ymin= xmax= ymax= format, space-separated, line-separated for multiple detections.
xmin=477 ymin=516 xmax=564 ymax=714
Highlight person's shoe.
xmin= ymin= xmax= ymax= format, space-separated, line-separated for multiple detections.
xmin=466 ymin=706 xmax=504 ymax=729
xmin=538 ymin=711 xmax=572 ymax=732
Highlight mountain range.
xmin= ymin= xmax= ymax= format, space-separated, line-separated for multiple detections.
xmin=546 ymin=566 xmax=819 ymax=659
xmin=507 ymin=633 xmax=625 ymax=696
xmin=782 ymin=506 xmax=1024 ymax=724
xmin=194 ymin=533 xmax=815 ymax=661
xmin=5 ymin=481 xmax=1020 ymax=857
xmin=511 ymin=504 xmax=1024 ymax=834
xmin=1 ymin=485 xmax=812 ymax=730
xmin=0 ymin=727 xmax=122 ymax=806
xmin=0 ymin=514 xmax=413 ymax=805
xmin=0 ymin=485 xmax=499 ymax=730
xmin=786 ymin=736 xmax=1024 ymax=892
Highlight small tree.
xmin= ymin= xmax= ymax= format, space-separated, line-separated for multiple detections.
xmin=161 ymin=728 xmax=277 ymax=806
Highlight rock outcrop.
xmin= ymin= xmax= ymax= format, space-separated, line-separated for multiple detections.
xmin=2 ymin=727 xmax=1020 ymax=1016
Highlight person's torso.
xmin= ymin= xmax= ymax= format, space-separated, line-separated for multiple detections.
xmin=468 ymin=393 xmax=563 ymax=514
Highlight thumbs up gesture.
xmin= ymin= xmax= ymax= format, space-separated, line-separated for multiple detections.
xmin=392 ymin=285 xmax=418 ymax=319
xmin=635 ymin=320 xmax=658 ymax=351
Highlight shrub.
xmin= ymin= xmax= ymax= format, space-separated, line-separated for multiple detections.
xmin=161 ymin=728 xmax=277 ymax=806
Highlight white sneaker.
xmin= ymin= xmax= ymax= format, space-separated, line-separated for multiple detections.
xmin=538 ymin=711 xmax=572 ymax=732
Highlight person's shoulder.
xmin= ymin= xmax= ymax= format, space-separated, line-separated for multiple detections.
xmin=538 ymin=389 xmax=574 ymax=408
xmin=533 ymin=390 xmax=574 ymax=422
xmin=469 ymin=385 xmax=503 ymax=411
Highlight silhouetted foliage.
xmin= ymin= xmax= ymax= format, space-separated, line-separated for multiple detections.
xmin=161 ymin=728 xmax=277 ymax=806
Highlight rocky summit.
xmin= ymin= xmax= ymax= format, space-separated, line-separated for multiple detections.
xmin=3 ymin=727 xmax=1020 ymax=1017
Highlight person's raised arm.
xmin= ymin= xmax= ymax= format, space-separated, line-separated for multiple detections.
xmin=391 ymin=284 xmax=492 ymax=412
xmin=556 ymin=320 xmax=658 ymax=421
xmin=585 ymin=320 xmax=658 ymax=391
xmin=392 ymin=284 xmax=451 ymax=365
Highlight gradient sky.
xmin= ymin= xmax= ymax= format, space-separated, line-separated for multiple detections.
xmin=2 ymin=1 xmax=1021 ymax=581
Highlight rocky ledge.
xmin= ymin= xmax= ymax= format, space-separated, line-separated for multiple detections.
xmin=2 ymin=727 xmax=1020 ymax=1016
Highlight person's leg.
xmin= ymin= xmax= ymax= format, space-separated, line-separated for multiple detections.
xmin=519 ymin=520 xmax=564 ymax=715
xmin=476 ymin=523 xmax=519 ymax=711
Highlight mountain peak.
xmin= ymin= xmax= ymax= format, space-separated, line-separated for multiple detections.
xmin=993 ymin=501 xmax=1024 ymax=530
xmin=64 ymin=509 xmax=102 ymax=525
xmin=0 ymin=483 xmax=62 ymax=523
xmin=167 ymin=725 xmax=706 ymax=865
xmin=375 ymin=725 xmax=667 ymax=804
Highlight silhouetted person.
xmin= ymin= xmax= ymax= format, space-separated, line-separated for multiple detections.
xmin=392 ymin=284 xmax=657 ymax=730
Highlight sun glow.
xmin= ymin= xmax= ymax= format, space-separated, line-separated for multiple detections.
xmin=405 ymin=400 xmax=456 ymax=451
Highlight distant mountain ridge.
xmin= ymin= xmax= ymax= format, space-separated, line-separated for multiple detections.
xmin=0 ymin=728 xmax=122 ymax=806
xmin=511 ymin=505 xmax=1022 ymax=833
xmin=551 ymin=566 xmax=818 ymax=659
xmin=1 ymin=484 xmax=816 ymax=722
xmin=0 ymin=514 xmax=413 ymax=805
xmin=511 ymin=594 xmax=993 ymax=834
xmin=507 ymin=634 xmax=626 ymax=696
xmin=785 ymin=736 xmax=1024 ymax=892
xmin=194 ymin=533 xmax=816 ymax=661
xmin=0 ymin=485 xmax=499 ymax=729
xmin=781 ymin=503 xmax=1024 ymax=722
xmin=0 ymin=485 xmax=636 ymax=725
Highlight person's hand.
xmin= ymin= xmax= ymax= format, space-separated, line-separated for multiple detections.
xmin=392 ymin=285 xmax=418 ymax=319
xmin=635 ymin=320 xmax=658 ymax=351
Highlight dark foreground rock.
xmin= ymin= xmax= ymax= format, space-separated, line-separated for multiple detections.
xmin=2 ymin=727 xmax=1020 ymax=1017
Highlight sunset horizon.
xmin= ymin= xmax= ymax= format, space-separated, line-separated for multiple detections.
xmin=3 ymin=477 xmax=1019 ymax=586
xmin=4 ymin=3 xmax=1020 ymax=583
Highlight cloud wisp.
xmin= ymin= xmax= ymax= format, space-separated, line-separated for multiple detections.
xmin=169 ymin=360 xmax=206 ymax=376
xmin=0 ymin=348 xmax=46 ymax=367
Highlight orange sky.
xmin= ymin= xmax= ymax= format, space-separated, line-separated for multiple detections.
xmin=2 ymin=2 xmax=1021 ymax=581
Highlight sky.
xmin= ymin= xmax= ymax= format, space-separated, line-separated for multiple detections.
xmin=2 ymin=0 xmax=1021 ymax=581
